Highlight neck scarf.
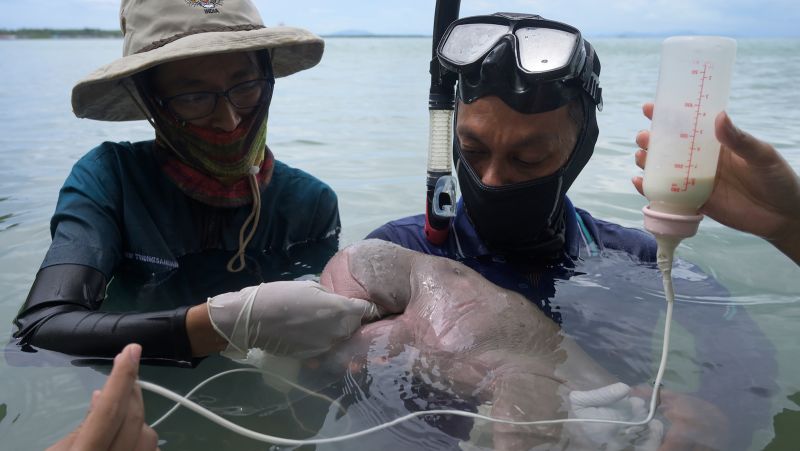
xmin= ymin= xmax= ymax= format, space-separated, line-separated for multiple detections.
xmin=153 ymin=103 xmax=273 ymax=208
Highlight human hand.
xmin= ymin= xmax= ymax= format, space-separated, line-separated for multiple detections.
xmin=631 ymin=385 xmax=729 ymax=451
xmin=568 ymin=382 xmax=663 ymax=450
xmin=47 ymin=343 xmax=158 ymax=451
xmin=207 ymin=281 xmax=383 ymax=359
xmin=633 ymin=102 xmax=800 ymax=264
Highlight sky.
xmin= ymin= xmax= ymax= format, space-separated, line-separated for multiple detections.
xmin=0 ymin=0 xmax=798 ymax=37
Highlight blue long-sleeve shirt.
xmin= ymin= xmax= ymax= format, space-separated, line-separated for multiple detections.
xmin=11 ymin=140 xmax=340 ymax=365
xmin=367 ymin=197 xmax=777 ymax=450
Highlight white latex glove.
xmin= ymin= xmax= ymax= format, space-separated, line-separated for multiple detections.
xmin=207 ymin=281 xmax=383 ymax=359
xmin=568 ymin=382 xmax=664 ymax=451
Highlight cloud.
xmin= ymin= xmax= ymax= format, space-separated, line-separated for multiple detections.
xmin=1 ymin=0 xmax=797 ymax=36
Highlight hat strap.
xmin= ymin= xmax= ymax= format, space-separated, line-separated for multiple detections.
xmin=226 ymin=170 xmax=262 ymax=273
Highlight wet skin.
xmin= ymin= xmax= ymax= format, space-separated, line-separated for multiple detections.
xmin=317 ymin=239 xmax=618 ymax=449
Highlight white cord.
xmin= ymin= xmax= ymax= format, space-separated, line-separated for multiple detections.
xmin=148 ymin=368 xmax=346 ymax=428
xmin=136 ymin=296 xmax=674 ymax=445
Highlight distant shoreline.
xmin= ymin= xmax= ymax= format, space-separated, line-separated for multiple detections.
xmin=0 ymin=28 xmax=430 ymax=39
xmin=0 ymin=28 xmax=795 ymax=40
xmin=324 ymin=34 xmax=429 ymax=38
xmin=0 ymin=28 xmax=122 ymax=39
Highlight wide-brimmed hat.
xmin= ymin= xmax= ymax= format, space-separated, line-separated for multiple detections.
xmin=72 ymin=0 xmax=324 ymax=121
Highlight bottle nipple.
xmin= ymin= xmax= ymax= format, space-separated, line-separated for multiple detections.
xmin=654 ymin=234 xmax=682 ymax=303
xmin=642 ymin=206 xmax=703 ymax=239
xmin=643 ymin=206 xmax=702 ymax=304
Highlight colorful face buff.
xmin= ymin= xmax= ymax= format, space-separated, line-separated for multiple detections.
xmin=145 ymin=64 xmax=277 ymax=206
xmin=155 ymin=104 xmax=275 ymax=208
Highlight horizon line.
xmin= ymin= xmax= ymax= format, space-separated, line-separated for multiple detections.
xmin=1 ymin=28 xmax=798 ymax=39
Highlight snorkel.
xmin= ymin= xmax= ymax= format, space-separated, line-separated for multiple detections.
xmin=424 ymin=0 xmax=461 ymax=245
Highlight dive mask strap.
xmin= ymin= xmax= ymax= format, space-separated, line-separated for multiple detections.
xmin=579 ymin=42 xmax=603 ymax=110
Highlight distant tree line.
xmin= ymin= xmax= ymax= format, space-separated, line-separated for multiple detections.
xmin=0 ymin=28 xmax=431 ymax=39
xmin=0 ymin=28 xmax=122 ymax=39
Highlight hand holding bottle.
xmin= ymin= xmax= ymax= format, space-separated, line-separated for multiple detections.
xmin=633 ymin=102 xmax=800 ymax=265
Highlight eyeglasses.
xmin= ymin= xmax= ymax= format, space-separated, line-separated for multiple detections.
xmin=156 ymin=78 xmax=274 ymax=121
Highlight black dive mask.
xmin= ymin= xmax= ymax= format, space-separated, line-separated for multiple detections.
xmin=438 ymin=12 xmax=602 ymax=114
xmin=443 ymin=13 xmax=602 ymax=259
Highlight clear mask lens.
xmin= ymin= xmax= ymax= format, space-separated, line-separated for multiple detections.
xmin=441 ymin=23 xmax=509 ymax=64
xmin=515 ymin=28 xmax=578 ymax=73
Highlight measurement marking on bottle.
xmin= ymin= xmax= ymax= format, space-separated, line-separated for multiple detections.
xmin=673 ymin=61 xmax=711 ymax=193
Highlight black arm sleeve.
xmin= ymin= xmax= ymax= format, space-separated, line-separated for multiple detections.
xmin=13 ymin=264 xmax=195 ymax=365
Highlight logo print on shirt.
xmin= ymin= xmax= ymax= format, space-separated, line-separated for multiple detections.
xmin=124 ymin=252 xmax=179 ymax=269
xmin=185 ymin=0 xmax=223 ymax=14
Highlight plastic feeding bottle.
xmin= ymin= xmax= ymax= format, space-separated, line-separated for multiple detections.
xmin=642 ymin=36 xmax=736 ymax=298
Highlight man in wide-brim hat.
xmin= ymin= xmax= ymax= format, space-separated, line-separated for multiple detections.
xmin=13 ymin=0 xmax=381 ymax=370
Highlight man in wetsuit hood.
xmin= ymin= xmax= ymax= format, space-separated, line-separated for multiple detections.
xmin=368 ymin=12 xmax=778 ymax=450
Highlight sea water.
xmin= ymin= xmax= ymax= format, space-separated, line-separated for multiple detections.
xmin=0 ymin=37 xmax=799 ymax=450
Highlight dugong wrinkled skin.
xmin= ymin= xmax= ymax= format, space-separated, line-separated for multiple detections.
xmin=316 ymin=239 xmax=621 ymax=449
